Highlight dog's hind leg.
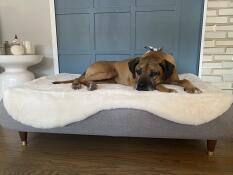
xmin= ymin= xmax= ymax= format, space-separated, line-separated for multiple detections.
xmin=72 ymin=62 xmax=117 ymax=90
xmin=71 ymin=73 xmax=93 ymax=90
xmin=72 ymin=77 xmax=83 ymax=90
xmin=75 ymin=79 xmax=97 ymax=91
xmin=72 ymin=72 xmax=98 ymax=91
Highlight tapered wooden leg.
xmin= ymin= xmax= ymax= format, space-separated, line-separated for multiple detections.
xmin=207 ymin=140 xmax=217 ymax=156
xmin=19 ymin=132 xmax=28 ymax=146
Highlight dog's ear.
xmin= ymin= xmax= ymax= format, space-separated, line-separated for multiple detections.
xmin=159 ymin=60 xmax=174 ymax=80
xmin=128 ymin=57 xmax=140 ymax=79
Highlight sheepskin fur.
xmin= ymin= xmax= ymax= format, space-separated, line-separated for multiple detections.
xmin=3 ymin=73 xmax=233 ymax=129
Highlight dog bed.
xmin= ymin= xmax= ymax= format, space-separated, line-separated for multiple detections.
xmin=3 ymin=73 xmax=233 ymax=129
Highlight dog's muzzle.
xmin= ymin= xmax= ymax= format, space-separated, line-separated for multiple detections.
xmin=136 ymin=77 xmax=154 ymax=91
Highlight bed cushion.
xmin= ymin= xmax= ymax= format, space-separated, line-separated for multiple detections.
xmin=0 ymin=101 xmax=233 ymax=139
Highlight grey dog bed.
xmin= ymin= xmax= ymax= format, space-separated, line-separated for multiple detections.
xmin=0 ymin=101 xmax=232 ymax=139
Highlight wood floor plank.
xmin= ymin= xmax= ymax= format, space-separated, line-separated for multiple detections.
xmin=0 ymin=127 xmax=233 ymax=175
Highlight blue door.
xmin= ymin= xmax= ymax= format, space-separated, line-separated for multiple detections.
xmin=55 ymin=0 xmax=204 ymax=74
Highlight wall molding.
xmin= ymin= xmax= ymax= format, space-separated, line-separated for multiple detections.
xmin=198 ymin=0 xmax=208 ymax=78
xmin=49 ymin=0 xmax=59 ymax=74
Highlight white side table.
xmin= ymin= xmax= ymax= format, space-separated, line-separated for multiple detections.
xmin=0 ymin=55 xmax=43 ymax=98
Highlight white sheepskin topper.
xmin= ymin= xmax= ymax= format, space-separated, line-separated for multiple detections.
xmin=3 ymin=73 xmax=233 ymax=129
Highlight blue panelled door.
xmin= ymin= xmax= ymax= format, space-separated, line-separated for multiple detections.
xmin=55 ymin=0 xmax=204 ymax=74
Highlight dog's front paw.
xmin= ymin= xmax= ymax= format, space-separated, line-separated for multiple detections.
xmin=184 ymin=87 xmax=202 ymax=94
xmin=168 ymin=89 xmax=177 ymax=93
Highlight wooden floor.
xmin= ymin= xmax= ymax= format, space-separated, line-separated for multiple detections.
xmin=0 ymin=127 xmax=233 ymax=175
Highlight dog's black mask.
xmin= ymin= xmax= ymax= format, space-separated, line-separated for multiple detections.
xmin=128 ymin=57 xmax=174 ymax=91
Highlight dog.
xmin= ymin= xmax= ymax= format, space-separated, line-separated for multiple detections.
xmin=53 ymin=49 xmax=201 ymax=93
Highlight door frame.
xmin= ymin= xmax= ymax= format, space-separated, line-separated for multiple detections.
xmin=49 ymin=0 xmax=208 ymax=77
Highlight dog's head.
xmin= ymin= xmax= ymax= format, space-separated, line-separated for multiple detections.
xmin=128 ymin=50 xmax=175 ymax=91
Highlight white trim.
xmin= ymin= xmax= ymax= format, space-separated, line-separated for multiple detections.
xmin=49 ymin=0 xmax=208 ymax=76
xmin=49 ymin=0 xmax=59 ymax=74
xmin=198 ymin=0 xmax=208 ymax=78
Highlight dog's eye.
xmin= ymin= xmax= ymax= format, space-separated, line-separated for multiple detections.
xmin=136 ymin=69 xmax=142 ymax=75
xmin=150 ymin=71 xmax=159 ymax=77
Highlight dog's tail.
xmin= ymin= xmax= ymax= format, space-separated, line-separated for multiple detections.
xmin=52 ymin=79 xmax=75 ymax=84
xmin=52 ymin=72 xmax=86 ymax=84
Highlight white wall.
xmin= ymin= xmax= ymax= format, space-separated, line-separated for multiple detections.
xmin=0 ymin=0 xmax=54 ymax=76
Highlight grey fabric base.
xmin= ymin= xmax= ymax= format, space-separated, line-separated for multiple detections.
xmin=0 ymin=101 xmax=232 ymax=139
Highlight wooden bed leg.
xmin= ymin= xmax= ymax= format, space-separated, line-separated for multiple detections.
xmin=19 ymin=132 xmax=28 ymax=146
xmin=207 ymin=140 xmax=217 ymax=156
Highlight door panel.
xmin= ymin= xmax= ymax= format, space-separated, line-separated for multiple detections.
xmin=55 ymin=0 xmax=204 ymax=74
xmin=56 ymin=14 xmax=91 ymax=51
xmin=94 ymin=0 xmax=131 ymax=8
xmin=95 ymin=13 xmax=131 ymax=51
xmin=96 ymin=54 xmax=131 ymax=62
xmin=135 ymin=11 xmax=178 ymax=55
xmin=136 ymin=0 xmax=176 ymax=7
xmin=56 ymin=0 xmax=92 ymax=10
xmin=59 ymin=55 xmax=92 ymax=73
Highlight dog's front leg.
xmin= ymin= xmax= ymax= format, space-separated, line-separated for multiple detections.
xmin=170 ymin=79 xmax=202 ymax=94
xmin=155 ymin=84 xmax=177 ymax=93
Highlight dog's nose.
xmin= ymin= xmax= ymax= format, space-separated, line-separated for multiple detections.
xmin=136 ymin=82 xmax=152 ymax=91
xmin=136 ymin=77 xmax=154 ymax=91
xmin=137 ymin=82 xmax=146 ymax=89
